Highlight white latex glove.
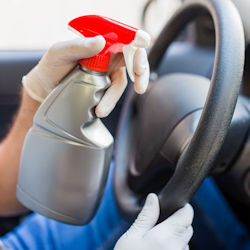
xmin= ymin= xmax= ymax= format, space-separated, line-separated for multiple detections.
xmin=115 ymin=193 xmax=194 ymax=250
xmin=23 ymin=35 xmax=150 ymax=118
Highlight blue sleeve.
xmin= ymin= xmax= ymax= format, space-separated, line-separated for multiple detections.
xmin=1 ymin=162 xmax=129 ymax=250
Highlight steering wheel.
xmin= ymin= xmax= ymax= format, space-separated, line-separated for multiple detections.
xmin=114 ymin=0 xmax=245 ymax=222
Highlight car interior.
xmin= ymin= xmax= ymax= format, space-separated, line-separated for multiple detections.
xmin=0 ymin=0 xmax=250 ymax=249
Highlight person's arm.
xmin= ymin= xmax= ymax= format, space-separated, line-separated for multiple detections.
xmin=0 ymin=36 xmax=150 ymax=216
xmin=0 ymin=90 xmax=40 ymax=215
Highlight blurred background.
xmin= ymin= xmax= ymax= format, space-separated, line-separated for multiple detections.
xmin=0 ymin=0 xmax=182 ymax=49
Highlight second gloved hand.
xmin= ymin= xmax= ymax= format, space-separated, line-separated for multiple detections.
xmin=23 ymin=35 xmax=150 ymax=118
xmin=114 ymin=193 xmax=194 ymax=250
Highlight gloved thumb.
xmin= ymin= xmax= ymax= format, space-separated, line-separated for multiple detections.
xmin=127 ymin=193 xmax=160 ymax=236
xmin=49 ymin=35 xmax=106 ymax=62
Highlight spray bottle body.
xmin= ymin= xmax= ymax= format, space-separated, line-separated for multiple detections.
xmin=17 ymin=66 xmax=113 ymax=225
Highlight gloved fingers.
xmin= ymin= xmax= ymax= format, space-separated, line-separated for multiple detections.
xmin=132 ymin=30 xmax=151 ymax=48
xmin=133 ymin=64 xmax=149 ymax=94
xmin=133 ymin=48 xmax=149 ymax=94
xmin=172 ymin=226 xmax=193 ymax=250
xmin=153 ymin=225 xmax=193 ymax=250
xmin=48 ymin=36 xmax=105 ymax=63
xmin=108 ymin=47 xmax=149 ymax=96
xmin=95 ymin=67 xmax=127 ymax=117
xmin=133 ymin=48 xmax=148 ymax=76
xmin=127 ymin=193 xmax=160 ymax=237
xmin=182 ymin=226 xmax=193 ymax=245
xmin=158 ymin=204 xmax=194 ymax=230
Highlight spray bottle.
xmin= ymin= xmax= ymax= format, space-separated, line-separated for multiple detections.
xmin=17 ymin=15 xmax=150 ymax=225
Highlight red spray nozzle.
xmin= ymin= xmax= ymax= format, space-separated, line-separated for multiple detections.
xmin=68 ymin=15 xmax=149 ymax=72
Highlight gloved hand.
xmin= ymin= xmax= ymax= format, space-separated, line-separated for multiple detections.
xmin=114 ymin=193 xmax=194 ymax=250
xmin=23 ymin=35 xmax=150 ymax=118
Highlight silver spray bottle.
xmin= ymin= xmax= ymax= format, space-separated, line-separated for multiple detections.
xmin=17 ymin=66 xmax=113 ymax=225
xmin=17 ymin=15 xmax=142 ymax=225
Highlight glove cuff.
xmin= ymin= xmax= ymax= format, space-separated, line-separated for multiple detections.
xmin=22 ymin=76 xmax=44 ymax=103
xmin=22 ymin=64 xmax=50 ymax=103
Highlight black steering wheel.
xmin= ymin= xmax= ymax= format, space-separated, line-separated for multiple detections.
xmin=114 ymin=0 xmax=245 ymax=222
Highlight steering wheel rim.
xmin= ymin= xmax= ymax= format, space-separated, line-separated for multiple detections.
xmin=114 ymin=0 xmax=245 ymax=222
